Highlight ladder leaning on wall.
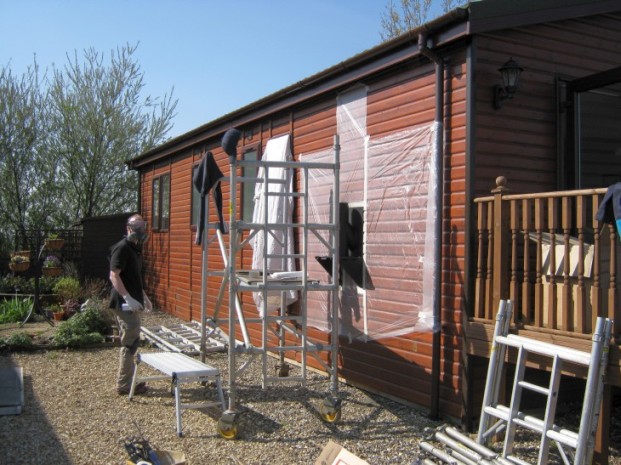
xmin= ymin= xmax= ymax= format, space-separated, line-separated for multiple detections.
xmin=418 ymin=299 xmax=612 ymax=465
xmin=199 ymin=133 xmax=342 ymax=439
xmin=477 ymin=299 xmax=612 ymax=465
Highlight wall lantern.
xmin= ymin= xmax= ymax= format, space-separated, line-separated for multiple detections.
xmin=493 ymin=58 xmax=523 ymax=110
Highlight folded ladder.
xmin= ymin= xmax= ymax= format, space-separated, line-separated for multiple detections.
xmin=418 ymin=300 xmax=612 ymax=465
xmin=129 ymin=351 xmax=226 ymax=437
xmin=477 ymin=300 xmax=612 ymax=465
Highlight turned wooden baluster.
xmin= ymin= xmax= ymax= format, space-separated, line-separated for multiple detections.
xmin=607 ymin=222 xmax=617 ymax=323
xmin=560 ymin=196 xmax=572 ymax=331
xmin=521 ymin=198 xmax=532 ymax=325
xmin=475 ymin=201 xmax=487 ymax=319
xmin=510 ymin=199 xmax=520 ymax=323
xmin=592 ymin=194 xmax=602 ymax=332
xmin=485 ymin=201 xmax=494 ymax=320
xmin=575 ymin=195 xmax=587 ymax=334
xmin=534 ymin=198 xmax=545 ymax=327
xmin=547 ymin=197 xmax=558 ymax=330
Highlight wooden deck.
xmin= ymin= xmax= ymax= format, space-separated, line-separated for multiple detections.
xmin=469 ymin=177 xmax=619 ymax=381
xmin=468 ymin=177 xmax=620 ymax=463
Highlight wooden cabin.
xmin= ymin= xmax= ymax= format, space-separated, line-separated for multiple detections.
xmin=129 ymin=1 xmax=621 ymax=461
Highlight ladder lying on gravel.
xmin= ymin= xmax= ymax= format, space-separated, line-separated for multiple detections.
xmin=141 ymin=321 xmax=227 ymax=355
xmin=419 ymin=299 xmax=612 ymax=465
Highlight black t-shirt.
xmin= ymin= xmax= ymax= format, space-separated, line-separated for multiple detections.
xmin=109 ymin=238 xmax=144 ymax=309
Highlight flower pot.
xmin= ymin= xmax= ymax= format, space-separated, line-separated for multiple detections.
xmin=11 ymin=250 xmax=31 ymax=259
xmin=9 ymin=262 xmax=30 ymax=272
xmin=52 ymin=311 xmax=64 ymax=321
xmin=45 ymin=238 xmax=65 ymax=250
xmin=42 ymin=266 xmax=63 ymax=277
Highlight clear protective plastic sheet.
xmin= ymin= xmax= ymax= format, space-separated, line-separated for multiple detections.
xmin=302 ymin=85 xmax=437 ymax=340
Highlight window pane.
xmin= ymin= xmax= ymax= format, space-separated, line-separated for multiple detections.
xmin=161 ymin=174 xmax=170 ymax=230
xmin=152 ymin=178 xmax=160 ymax=230
xmin=243 ymin=149 xmax=258 ymax=222
xmin=191 ymin=165 xmax=200 ymax=226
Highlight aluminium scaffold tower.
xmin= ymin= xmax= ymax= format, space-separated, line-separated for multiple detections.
xmin=198 ymin=132 xmax=342 ymax=439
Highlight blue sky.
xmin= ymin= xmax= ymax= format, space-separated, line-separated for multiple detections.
xmin=0 ymin=1 xmax=445 ymax=139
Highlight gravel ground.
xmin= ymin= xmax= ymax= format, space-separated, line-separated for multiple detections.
xmin=1 ymin=311 xmax=620 ymax=465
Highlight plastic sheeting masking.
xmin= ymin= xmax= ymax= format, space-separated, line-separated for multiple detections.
xmin=303 ymin=123 xmax=437 ymax=340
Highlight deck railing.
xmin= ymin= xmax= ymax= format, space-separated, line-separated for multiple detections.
xmin=473 ymin=176 xmax=619 ymax=338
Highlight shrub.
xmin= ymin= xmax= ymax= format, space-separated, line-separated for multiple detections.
xmin=0 ymin=297 xmax=33 ymax=324
xmin=53 ymin=306 xmax=111 ymax=348
xmin=0 ymin=275 xmax=33 ymax=294
xmin=39 ymin=276 xmax=60 ymax=295
xmin=53 ymin=276 xmax=81 ymax=302
xmin=5 ymin=332 xmax=34 ymax=350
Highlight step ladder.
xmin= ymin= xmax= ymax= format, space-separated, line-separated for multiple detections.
xmin=477 ymin=300 xmax=613 ymax=465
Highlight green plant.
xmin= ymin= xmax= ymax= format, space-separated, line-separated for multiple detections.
xmin=0 ymin=274 xmax=16 ymax=293
xmin=0 ymin=297 xmax=33 ymax=324
xmin=48 ymin=304 xmax=62 ymax=314
xmin=53 ymin=276 xmax=81 ymax=302
xmin=5 ymin=332 xmax=34 ymax=350
xmin=39 ymin=276 xmax=60 ymax=294
xmin=53 ymin=306 xmax=111 ymax=348
xmin=2 ymin=275 xmax=37 ymax=294
xmin=46 ymin=232 xmax=60 ymax=240
xmin=43 ymin=255 xmax=61 ymax=268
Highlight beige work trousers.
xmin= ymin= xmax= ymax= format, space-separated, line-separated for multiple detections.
xmin=113 ymin=308 xmax=142 ymax=390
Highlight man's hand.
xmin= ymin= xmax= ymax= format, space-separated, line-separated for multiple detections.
xmin=143 ymin=293 xmax=153 ymax=313
xmin=124 ymin=295 xmax=143 ymax=312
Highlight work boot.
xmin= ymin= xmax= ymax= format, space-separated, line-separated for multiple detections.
xmin=117 ymin=382 xmax=148 ymax=395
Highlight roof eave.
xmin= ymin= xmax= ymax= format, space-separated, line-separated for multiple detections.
xmin=129 ymin=7 xmax=469 ymax=169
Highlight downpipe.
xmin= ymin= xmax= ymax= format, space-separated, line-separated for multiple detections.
xmin=419 ymin=32 xmax=444 ymax=420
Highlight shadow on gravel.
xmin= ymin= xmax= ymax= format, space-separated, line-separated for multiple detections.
xmin=0 ymin=355 xmax=72 ymax=465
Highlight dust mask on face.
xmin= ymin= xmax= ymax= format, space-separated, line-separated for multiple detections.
xmin=127 ymin=220 xmax=149 ymax=242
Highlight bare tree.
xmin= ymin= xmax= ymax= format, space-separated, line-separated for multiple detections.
xmin=380 ymin=0 xmax=460 ymax=41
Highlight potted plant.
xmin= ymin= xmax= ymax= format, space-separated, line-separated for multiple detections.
xmin=9 ymin=254 xmax=30 ymax=272
xmin=48 ymin=303 xmax=65 ymax=321
xmin=45 ymin=233 xmax=65 ymax=250
xmin=42 ymin=255 xmax=63 ymax=277
xmin=53 ymin=277 xmax=82 ymax=318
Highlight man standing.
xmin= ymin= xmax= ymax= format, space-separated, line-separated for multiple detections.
xmin=109 ymin=214 xmax=153 ymax=395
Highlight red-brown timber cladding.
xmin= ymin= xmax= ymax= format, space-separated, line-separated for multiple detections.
xmin=138 ymin=48 xmax=469 ymax=421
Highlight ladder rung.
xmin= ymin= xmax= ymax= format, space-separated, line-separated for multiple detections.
xmin=512 ymin=417 xmax=544 ymax=434
xmin=505 ymin=454 xmax=532 ymax=465
xmin=486 ymin=404 xmax=548 ymax=433
xmin=266 ymin=345 xmax=305 ymax=352
xmin=518 ymin=380 xmax=550 ymax=396
xmin=546 ymin=429 xmax=579 ymax=449
xmin=265 ymin=315 xmax=304 ymax=322
xmin=266 ymin=191 xmax=302 ymax=197
xmin=483 ymin=405 xmax=510 ymax=421
xmin=496 ymin=335 xmax=591 ymax=365
xmin=265 ymin=253 xmax=304 ymax=259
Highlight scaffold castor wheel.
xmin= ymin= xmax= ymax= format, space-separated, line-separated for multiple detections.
xmin=319 ymin=397 xmax=342 ymax=423
xmin=276 ymin=363 xmax=290 ymax=377
xmin=217 ymin=411 xmax=239 ymax=440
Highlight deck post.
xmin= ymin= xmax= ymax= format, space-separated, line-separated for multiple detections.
xmin=491 ymin=176 xmax=510 ymax=314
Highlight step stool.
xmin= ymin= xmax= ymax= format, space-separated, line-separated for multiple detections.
xmin=129 ymin=351 xmax=226 ymax=436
